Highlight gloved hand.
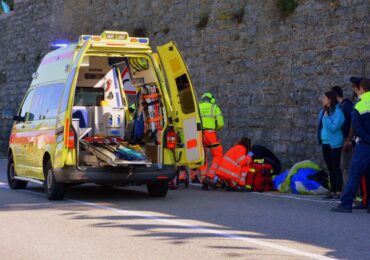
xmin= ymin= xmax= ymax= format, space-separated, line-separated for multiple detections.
xmin=246 ymin=152 xmax=253 ymax=164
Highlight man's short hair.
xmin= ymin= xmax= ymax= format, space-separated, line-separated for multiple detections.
xmin=331 ymin=86 xmax=343 ymax=98
xmin=350 ymin=77 xmax=364 ymax=87
xmin=360 ymin=79 xmax=370 ymax=91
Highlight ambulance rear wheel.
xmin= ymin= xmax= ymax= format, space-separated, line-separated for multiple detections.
xmin=147 ymin=182 xmax=169 ymax=197
xmin=44 ymin=160 xmax=65 ymax=200
xmin=7 ymin=155 xmax=27 ymax=189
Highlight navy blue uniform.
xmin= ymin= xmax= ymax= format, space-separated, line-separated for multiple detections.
xmin=340 ymin=92 xmax=370 ymax=209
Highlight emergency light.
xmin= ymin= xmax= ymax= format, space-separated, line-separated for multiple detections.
xmin=50 ymin=39 xmax=74 ymax=49
xmin=101 ymin=31 xmax=128 ymax=40
xmin=77 ymin=31 xmax=150 ymax=46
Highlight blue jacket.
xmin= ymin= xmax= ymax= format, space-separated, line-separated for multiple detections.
xmin=318 ymin=105 xmax=345 ymax=148
xmin=339 ymin=98 xmax=354 ymax=139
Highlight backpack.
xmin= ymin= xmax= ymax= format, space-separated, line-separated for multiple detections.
xmin=246 ymin=163 xmax=275 ymax=192
xmin=251 ymin=145 xmax=281 ymax=174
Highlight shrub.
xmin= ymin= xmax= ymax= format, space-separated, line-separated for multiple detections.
xmin=132 ymin=26 xmax=147 ymax=37
xmin=161 ymin=26 xmax=170 ymax=35
xmin=196 ymin=12 xmax=209 ymax=30
xmin=232 ymin=8 xmax=245 ymax=24
xmin=277 ymin=0 xmax=298 ymax=17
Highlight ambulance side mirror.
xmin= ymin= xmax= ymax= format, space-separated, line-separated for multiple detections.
xmin=2 ymin=108 xmax=16 ymax=120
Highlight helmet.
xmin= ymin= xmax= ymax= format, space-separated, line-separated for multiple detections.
xmin=129 ymin=57 xmax=148 ymax=71
xmin=201 ymin=92 xmax=215 ymax=104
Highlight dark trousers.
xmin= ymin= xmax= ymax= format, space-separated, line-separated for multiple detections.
xmin=360 ymin=165 xmax=370 ymax=207
xmin=341 ymin=144 xmax=370 ymax=208
xmin=322 ymin=144 xmax=343 ymax=193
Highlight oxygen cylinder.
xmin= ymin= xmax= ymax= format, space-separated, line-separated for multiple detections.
xmin=108 ymin=114 xmax=113 ymax=126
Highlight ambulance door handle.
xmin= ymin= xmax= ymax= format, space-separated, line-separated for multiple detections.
xmin=21 ymin=125 xmax=25 ymax=129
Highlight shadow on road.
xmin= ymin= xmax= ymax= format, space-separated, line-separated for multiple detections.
xmin=1 ymin=183 xmax=369 ymax=259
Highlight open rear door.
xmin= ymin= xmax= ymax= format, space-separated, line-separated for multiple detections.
xmin=56 ymin=40 xmax=93 ymax=166
xmin=157 ymin=41 xmax=204 ymax=167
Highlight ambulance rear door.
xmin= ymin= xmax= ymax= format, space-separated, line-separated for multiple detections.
xmin=157 ymin=41 xmax=204 ymax=168
xmin=56 ymin=40 xmax=92 ymax=167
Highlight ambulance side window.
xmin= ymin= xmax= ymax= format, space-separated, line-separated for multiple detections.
xmin=18 ymin=90 xmax=34 ymax=122
xmin=175 ymin=74 xmax=195 ymax=114
xmin=28 ymin=84 xmax=64 ymax=121
xmin=43 ymin=84 xmax=64 ymax=119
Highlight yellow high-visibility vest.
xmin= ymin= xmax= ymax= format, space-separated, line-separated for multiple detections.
xmin=199 ymin=101 xmax=224 ymax=130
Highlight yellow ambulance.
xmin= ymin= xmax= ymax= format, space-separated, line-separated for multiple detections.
xmin=4 ymin=31 xmax=204 ymax=200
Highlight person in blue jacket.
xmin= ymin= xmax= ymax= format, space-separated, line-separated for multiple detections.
xmin=318 ymin=91 xmax=345 ymax=199
xmin=332 ymin=79 xmax=370 ymax=213
xmin=330 ymin=86 xmax=354 ymax=188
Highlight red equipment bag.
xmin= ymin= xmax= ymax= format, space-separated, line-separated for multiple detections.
xmin=246 ymin=163 xmax=275 ymax=192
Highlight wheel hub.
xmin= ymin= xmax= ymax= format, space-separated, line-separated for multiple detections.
xmin=9 ymin=163 xmax=15 ymax=180
xmin=47 ymin=169 xmax=53 ymax=190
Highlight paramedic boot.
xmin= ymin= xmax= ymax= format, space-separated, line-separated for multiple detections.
xmin=331 ymin=204 xmax=352 ymax=213
xmin=169 ymin=180 xmax=178 ymax=190
xmin=190 ymin=169 xmax=200 ymax=183
xmin=203 ymin=176 xmax=217 ymax=190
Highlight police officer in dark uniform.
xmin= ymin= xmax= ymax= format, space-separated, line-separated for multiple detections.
xmin=331 ymin=78 xmax=370 ymax=213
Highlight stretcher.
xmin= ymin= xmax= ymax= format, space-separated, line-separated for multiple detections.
xmin=79 ymin=138 xmax=152 ymax=167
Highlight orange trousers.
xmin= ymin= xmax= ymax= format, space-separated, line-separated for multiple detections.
xmin=199 ymin=130 xmax=223 ymax=181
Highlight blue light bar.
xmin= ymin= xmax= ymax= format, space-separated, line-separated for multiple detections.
xmin=50 ymin=39 xmax=73 ymax=49
xmin=139 ymin=38 xmax=148 ymax=43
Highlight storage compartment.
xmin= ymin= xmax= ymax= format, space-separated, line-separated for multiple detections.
xmin=73 ymin=55 xmax=166 ymax=167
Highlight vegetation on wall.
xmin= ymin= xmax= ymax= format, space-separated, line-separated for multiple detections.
xmin=218 ymin=8 xmax=245 ymax=24
xmin=132 ymin=26 xmax=147 ymax=37
xmin=196 ymin=12 xmax=209 ymax=30
xmin=161 ymin=26 xmax=170 ymax=35
xmin=326 ymin=0 xmax=340 ymax=8
xmin=277 ymin=0 xmax=299 ymax=17
xmin=0 ymin=71 xmax=6 ymax=84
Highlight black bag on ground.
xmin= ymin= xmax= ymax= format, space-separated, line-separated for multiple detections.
xmin=251 ymin=145 xmax=281 ymax=175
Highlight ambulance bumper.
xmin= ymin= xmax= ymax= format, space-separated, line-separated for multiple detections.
xmin=53 ymin=164 xmax=177 ymax=184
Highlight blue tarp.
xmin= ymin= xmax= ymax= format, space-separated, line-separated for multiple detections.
xmin=273 ymin=160 xmax=329 ymax=195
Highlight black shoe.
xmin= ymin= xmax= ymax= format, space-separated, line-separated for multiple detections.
xmin=225 ymin=186 xmax=236 ymax=192
xmin=235 ymin=187 xmax=247 ymax=192
xmin=323 ymin=193 xmax=335 ymax=200
xmin=331 ymin=205 xmax=352 ymax=213
xmin=201 ymin=184 xmax=209 ymax=190
xmin=203 ymin=176 xmax=217 ymax=190
xmin=353 ymin=204 xmax=368 ymax=210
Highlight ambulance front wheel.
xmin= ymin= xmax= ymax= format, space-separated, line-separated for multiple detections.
xmin=7 ymin=154 xmax=28 ymax=189
xmin=147 ymin=181 xmax=169 ymax=197
xmin=44 ymin=160 xmax=66 ymax=200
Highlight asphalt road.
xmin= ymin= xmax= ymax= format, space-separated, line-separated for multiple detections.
xmin=0 ymin=159 xmax=369 ymax=260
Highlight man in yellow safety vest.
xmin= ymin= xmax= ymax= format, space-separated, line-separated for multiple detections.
xmin=198 ymin=91 xmax=224 ymax=190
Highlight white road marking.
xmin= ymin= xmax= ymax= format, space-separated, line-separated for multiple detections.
xmin=189 ymin=183 xmax=340 ymax=204
xmin=0 ymin=181 xmax=334 ymax=259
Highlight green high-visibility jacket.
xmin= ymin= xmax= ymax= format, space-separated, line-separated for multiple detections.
xmin=199 ymin=101 xmax=224 ymax=130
